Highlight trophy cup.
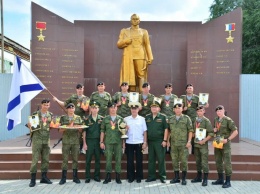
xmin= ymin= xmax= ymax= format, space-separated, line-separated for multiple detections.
xmin=118 ymin=120 xmax=128 ymax=139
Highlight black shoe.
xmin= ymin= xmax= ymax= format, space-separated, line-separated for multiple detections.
xmin=222 ymin=176 xmax=231 ymax=188
xmin=170 ymin=171 xmax=180 ymax=184
xmin=59 ymin=170 xmax=67 ymax=185
xmin=94 ymin=177 xmax=101 ymax=182
xmin=202 ymin=173 xmax=208 ymax=186
xmin=116 ymin=173 xmax=122 ymax=184
xmin=128 ymin=179 xmax=134 ymax=183
xmin=160 ymin=179 xmax=166 ymax=183
xmin=212 ymin=173 xmax=224 ymax=185
xmin=40 ymin=172 xmax=52 ymax=184
xmin=191 ymin=171 xmax=202 ymax=183
xmin=136 ymin=179 xmax=141 ymax=183
xmin=181 ymin=171 xmax=187 ymax=185
xmin=73 ymin=169 xmax=81 ymax=184
xmin=103 ymin=173 xmax=111 ymax=184
xmin=85 ymin=179 xmax=90 ymax=183
xmin=29 ymin=173 xmax=36 ymax=187
xmin=145 ymin=178 xmax=156 ymax=182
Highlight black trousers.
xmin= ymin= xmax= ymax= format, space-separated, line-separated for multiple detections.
xmin=126 ymin=143 xmax=143 ymax=180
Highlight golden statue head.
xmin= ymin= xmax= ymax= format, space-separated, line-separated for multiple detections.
xmin=130 ymin=14 xmax=140 ymax=26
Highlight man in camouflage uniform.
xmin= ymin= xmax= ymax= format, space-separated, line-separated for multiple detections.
xmin=112 ymin=82 xmax=131 ymax=118
xmin=59 ymin=103 xmax=83 ymax=185
xmin=145 ymin=98 xmax=168 ymax=183
xmin=53 ymin=83 xmax=89 ymax=152
xmin=90 ymin=82 xmax=112 ymax=117
xmin=28 ymin=99 xmax=53 ymax=187
xmin=191 ymin=106 xmax=214 ymax=186
xmin=212 ymin=105 xmax=238 ymax=188
xmin=139 ymin=82 xmax=154 ymax=117
xmin=168 ymin=103 xmax=193 ymax=185
xmin=180 ymin=84 xmax=207 ymax=154
xmin=159 ymin=83 xmax=178 ymax=118
xmin=83 ymin=101 xmax=103 ymax=183
xmin=100 ymin=102 xmax=124 ymax=184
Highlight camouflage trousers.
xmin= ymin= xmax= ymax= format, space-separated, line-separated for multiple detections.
xmin=147 ymin=140 xmax=166 ymax=180
xmin=30 ymin=143 xmax=50 ymax=173
xmin=61 ymin=143 xmax=79 ymax=170
xmin=214 ymin=145 xmax=232 ymax=176
xmin=85 ymin=139 xmax=100 ymax=179
xmin=171 ymin=145 xmax=189 ymax=171
xmin=194 ymin=146 xmax=209 ymax=173
xmin=105 ymin=143 xmax=122 ymax=173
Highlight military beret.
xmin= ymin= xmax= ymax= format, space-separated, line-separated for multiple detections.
xmin=173 ymin=103 xmax=183 ymax=108
xmin=215 ymin=105 xmax=224 ymax=111
xmin=196 ymin=105 xmax=205 ymax=111
xmin=90 ymin=101 xmax=100 ymax=108
xmin=186 ymin=84 xmax=193 ymax=89
xmin=41 ymin=98 xmax=50 ymax=104
xmin=165 ymin=83 xmax=172 ymax=88
xmin=142 ymin=82 xmax=150 ymax=88
xmin=121 ymin=82 xmax=128 ymax=86
xmin=108 ymin=101 xmax=117 ymax=108
xmin=76 ymin=83 xmax=83 ymax=89
xmin=66 ymin=103 xmax=75 ymax=109
xmin=97 ymin=82 xmax=105 ymax=86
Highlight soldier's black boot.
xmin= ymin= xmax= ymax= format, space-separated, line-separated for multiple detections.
xmin=116 ymin=173 xmax=122 ymax=184
xmin=202 ymin=173 xmax=208 ymax=186
xmin=29 ymin=173 xmax=36 ymax=187
xmin=191 ymin=171 xmax=202 ymax=183
xmin=170 ymin=171 xmax=180 ymax=184
xmin=222 ymin=176 xmax=231 ymax=188
xmin=103 ymin=173 xmax=111 ymax=184
xmin=40 ymin=172 xmax=52 ymax=184
xmin=212 ymin=173 xmax=224 ymax=185
xmin=59 ymin=170 xmax=67 ymax=185
xmin=73 ymin=169 xmax=81 ymax=184
xmin=181 ymin=171 xmax=187 ymax=185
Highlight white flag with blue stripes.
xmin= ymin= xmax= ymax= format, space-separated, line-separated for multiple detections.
xmin=6 ymin=56 xmax=46 ymax=130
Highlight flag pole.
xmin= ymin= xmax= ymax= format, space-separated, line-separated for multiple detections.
xmin=45 ymin=88 xmax=67 ymax=113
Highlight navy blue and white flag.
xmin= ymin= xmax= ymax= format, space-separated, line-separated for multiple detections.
xmin=6 ymin=56 xmax=46 ymax=130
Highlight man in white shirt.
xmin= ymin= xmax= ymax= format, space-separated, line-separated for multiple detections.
xmin=124 ymin=102 xmax=147 ymax=183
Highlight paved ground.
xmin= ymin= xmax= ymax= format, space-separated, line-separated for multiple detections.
xmin=0 ymin=179 xmax=260 ymax=194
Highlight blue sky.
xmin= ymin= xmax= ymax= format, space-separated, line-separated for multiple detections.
xmin=4 ymin=0 xmax=214 ymax=49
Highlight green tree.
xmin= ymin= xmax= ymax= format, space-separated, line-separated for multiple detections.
xmin=208 ymin=0 xmax=260 ymax=74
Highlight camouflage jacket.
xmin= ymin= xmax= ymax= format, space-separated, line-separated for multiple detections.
xmin=31 ymin=110 xmax=53 ymax=144
xmin=100 ymin=115 xmax=124 ymax=144
xmin=90 ymin=91 xmax=112 ymax=117
xmin=168 ymin=114 xmax=193 ymax=146
xmin=112 ymin=92 xmax=131 ymax=118
xmin=159 ymin=93 xmax=178 ymax=117
xmin=59 ymin=114 xmax=83 ymax=144
xmin=64 ymin=94 xmax=89 ymax=118
xmin=139 ymin=93 xmax=154 ymax=117
xmin=194 ymin=116 xmax=214 ymax=148
xmin=180 ymin=94 xmax=199 ymax=122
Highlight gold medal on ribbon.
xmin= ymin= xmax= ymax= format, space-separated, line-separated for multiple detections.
xmin=111 ymin=126 xmax=115 ymax=130
xmin=188 ymin=104 xmax=191 ymax=107
xmin=122 ymin=101 xmax=125 ymax=104
xmin=166 ymin=104 xmax=169 ymax=107
xmin=144 ymin=103 xmax=147 ymax=106
xmin=43 ymin=122 xmax=47 ymax=126
xmin=77 ymin=103 xmax=80 ymax=107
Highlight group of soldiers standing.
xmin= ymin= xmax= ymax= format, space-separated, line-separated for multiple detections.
xmin=28 ymin=81 xmax=238 ymax=190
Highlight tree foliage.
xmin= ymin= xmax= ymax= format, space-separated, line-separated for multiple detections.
xmin=208 ymin=0 xmax=260 ymax=74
